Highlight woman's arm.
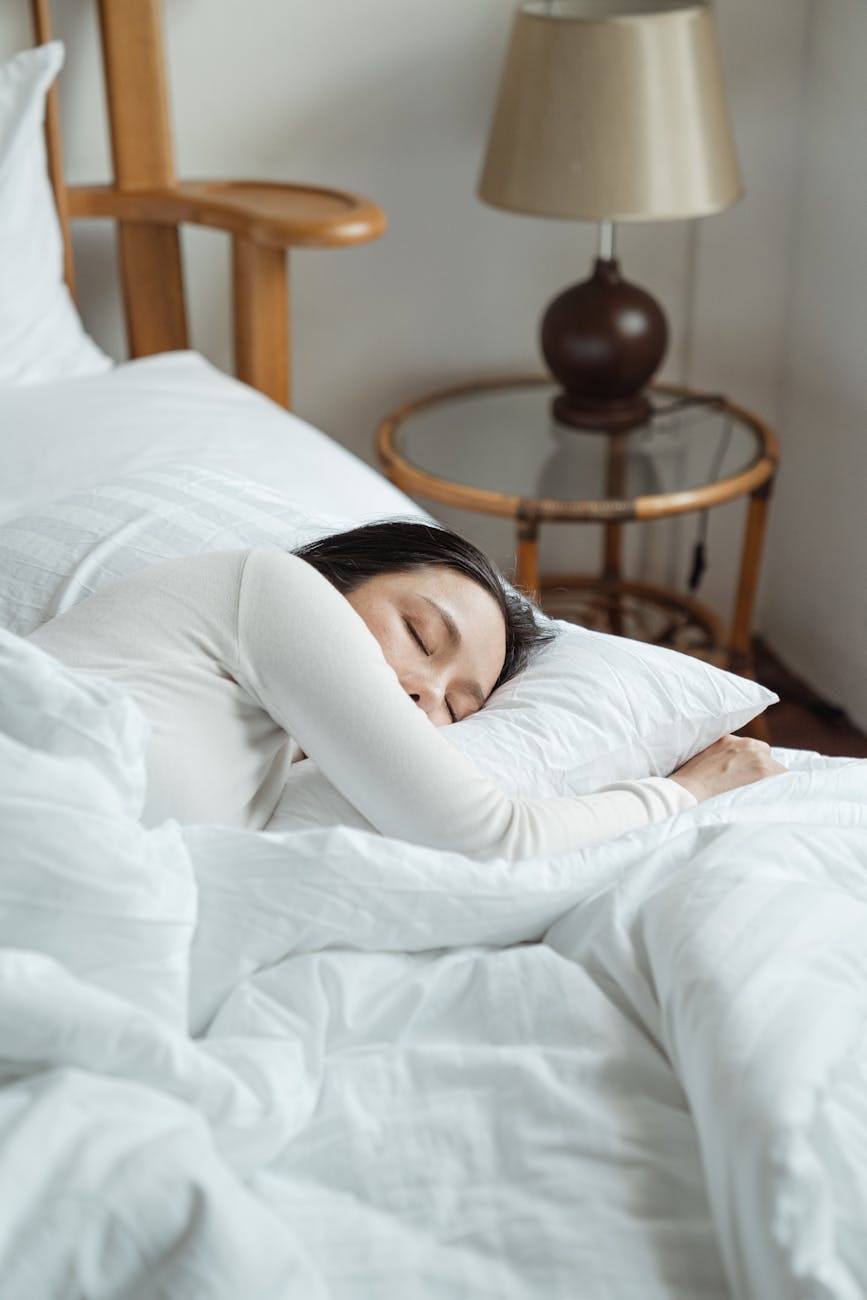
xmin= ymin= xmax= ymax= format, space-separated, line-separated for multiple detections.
xmin=235 ymin=548 xmax=695 ymax=859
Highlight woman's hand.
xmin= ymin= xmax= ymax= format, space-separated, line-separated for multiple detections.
xmin=670 ymin=734 xmax=787 ymax=803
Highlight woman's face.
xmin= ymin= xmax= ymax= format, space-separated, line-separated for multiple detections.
xmin=346 ymin=565 xmax=507 ymax=727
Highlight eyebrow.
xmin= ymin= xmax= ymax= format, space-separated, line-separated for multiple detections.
xmin=421 ymin=596 xmax=486 ymax=710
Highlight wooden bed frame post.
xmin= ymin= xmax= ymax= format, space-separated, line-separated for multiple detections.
xmin=96 ymin=0 xmax=189 ymax=356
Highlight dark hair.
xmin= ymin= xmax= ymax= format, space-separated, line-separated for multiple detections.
xmin=293 ymin=519 xmax=555 ymax=691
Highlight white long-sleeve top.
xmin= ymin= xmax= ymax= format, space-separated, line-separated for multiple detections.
xmin=29 ymin=548 xmax=695 ymax=857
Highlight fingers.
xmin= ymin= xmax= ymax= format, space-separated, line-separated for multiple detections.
xmin=670 ymin=730 xmax=787 ymax=801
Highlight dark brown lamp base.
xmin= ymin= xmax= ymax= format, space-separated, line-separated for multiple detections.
xmin=550 ymin=389 xmax=654 ymax=432
xmin=541 ymin=258 xmax=669 ymax=432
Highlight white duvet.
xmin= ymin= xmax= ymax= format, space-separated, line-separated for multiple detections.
xmin=2 ymin=627 xmax=867 ymax=1299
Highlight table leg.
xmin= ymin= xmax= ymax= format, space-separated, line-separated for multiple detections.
xmin=516 ymin=509 xmax=540 ymax=602
xmin=729 ymin=481 xmax=774 ymax=677
xmin=730 ymin=482 xmax=775 ymax=742
xmin=603 ymin=432 xmax=628 ymax=635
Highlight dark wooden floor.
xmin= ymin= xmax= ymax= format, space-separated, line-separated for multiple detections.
xmin=752 ymin=638 xmax=867 ymax=757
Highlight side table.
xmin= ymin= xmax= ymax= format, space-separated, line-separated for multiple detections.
xmin=376 ymin=375 xmax=779 ymax=679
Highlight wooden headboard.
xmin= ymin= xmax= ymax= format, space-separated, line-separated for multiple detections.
xmin=29 ymin=0 xmax=386 ymax=408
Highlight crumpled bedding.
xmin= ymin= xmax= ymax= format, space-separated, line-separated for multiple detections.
xmin=2 ymin=626 xmax=866 ymax=1299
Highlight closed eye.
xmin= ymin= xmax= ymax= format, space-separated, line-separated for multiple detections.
xmin=405 ymin=618 xmax=430 ymax=656
xmin=445 ymin=698 xmax=457 ymax=724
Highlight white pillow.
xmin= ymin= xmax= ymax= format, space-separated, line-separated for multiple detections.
xmin=0 ymin=465 xmax=776 ymax=806
xmin=0 ymin=42 xmax=112 ymax=385
xmin=448 ymin=620 xmax=776 ymax=795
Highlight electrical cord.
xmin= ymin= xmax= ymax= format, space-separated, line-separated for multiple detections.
xmin=647 ymin=392 xmax=733 ymax=594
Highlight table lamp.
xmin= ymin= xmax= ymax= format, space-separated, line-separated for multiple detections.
xmin=478 ymin=0 xmax=743 ymax=432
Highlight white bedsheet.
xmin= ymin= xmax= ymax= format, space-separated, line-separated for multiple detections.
xmin=2 ymin=627 xmax=866 ymax=1299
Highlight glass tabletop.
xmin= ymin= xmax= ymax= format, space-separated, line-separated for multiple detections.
xmin=387 ymin=379 xmax=764 ymax=507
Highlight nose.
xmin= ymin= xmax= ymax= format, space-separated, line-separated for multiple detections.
xmin=401 ymin=669 xmax=446 ymax=722
xmin=407 ymin=685 xmax=441 ymax=717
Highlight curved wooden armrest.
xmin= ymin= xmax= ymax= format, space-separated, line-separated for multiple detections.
xmin=66 ymin=179 xmax=386 ymax=407
xmin=67 ymin=179 xmax=386 ymax=248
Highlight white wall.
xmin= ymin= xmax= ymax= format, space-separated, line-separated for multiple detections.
xmin=3 ymin=1 xmax=864 ymax=726
xmin=759 ymin=0 xmax=867 ymax=730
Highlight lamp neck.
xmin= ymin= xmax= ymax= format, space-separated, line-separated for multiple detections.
xmin=597 ymin=221 xmax=616 ymax=261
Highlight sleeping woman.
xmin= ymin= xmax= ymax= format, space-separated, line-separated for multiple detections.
xmin=28 ymin=520 xmax=785 ymax=859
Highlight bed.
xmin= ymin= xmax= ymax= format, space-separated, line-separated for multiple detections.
xmin=2 ymin=7 xmax=867 ymax=1299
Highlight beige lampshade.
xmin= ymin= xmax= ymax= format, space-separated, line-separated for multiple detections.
xmin=479 ymin=0 xmax=743 ymax=222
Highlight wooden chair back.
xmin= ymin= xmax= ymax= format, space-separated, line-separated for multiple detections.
xmin=28 ymin=0 xmax=386 ymax=407
xmin=32 ymin=0 xmax=187 ymax=352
